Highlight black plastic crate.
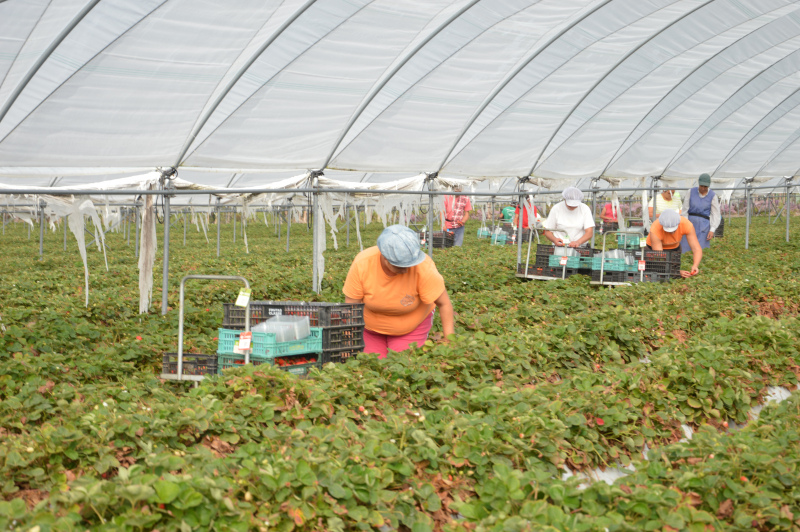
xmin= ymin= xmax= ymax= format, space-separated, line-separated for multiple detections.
xmin=533 ymin=254 xmax=551 ymax=267
xmin=540 ymin=266 xmax=580 ymax=279
xmin=322 ymin=325 xmax=364 ymax=350
xmin=640 ymin=249 xmax=682 ymax=265
xmin=419 ymin=231 xmax=455 ymax=248
xmin=223 ymin=301 xmax=365 ymax=330
xmin=537 ymin=244 xmax=555 ymax=255
xmin=715 ymin=218 xmax=724 ymax=238
xmin=321 ymin=346 xmax=362 ymax=365
xmin=597 ymin=222 xmax=619 ymax=231
xmin=162 ymin=353 xmax=218 ymax=376
xmin=591 ymin=270 xmax=631 ymax=283
xmin=644 ymin=261 xmax=678 ymax=275
xmin=517 ymin=264 xmax=551 ymax=276
xmin=505 ymin=229 xmax=534 ymax=244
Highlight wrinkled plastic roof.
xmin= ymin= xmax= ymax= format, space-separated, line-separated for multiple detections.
xmin=2 ymin=0 xmax=800 ymax=183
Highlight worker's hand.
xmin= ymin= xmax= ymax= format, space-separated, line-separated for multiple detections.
xmin=568 ymin=241 xmax=581 ymax=248
xmin=554 ymin=238 xmax=565 ymax=246
xmin=706 ymin=231 xmax=714 ymax=241
xmin=680 ymin=267 xmax=699 ymax=278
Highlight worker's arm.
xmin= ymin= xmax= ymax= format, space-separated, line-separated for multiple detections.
xmin=543 ymin=230 xmax=564 ymax=246
xmin=708 ymin=194 xmax=721 ymax=238
xmin=344 ymin=296 xmax=362 ymax=304
xmin=649 ymin=230 xmax=664 ymax=251
xmin=434 ymin=289 xmax=455 ymax=338
xmin=648 ymin=206 xmax=654 ymax=219
xmin=569 ymin=227 xmax=593 ymax=248
xmin=682 ymin=230 xmax=703 ymax=277
xmin=462 ymin=211 xmax=470 ymax=225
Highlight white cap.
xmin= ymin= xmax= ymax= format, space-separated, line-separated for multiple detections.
xmin=562 ymin=186 xmax=584 ymax=207
xmin=659 ymin=209 xmax=680 ymax=233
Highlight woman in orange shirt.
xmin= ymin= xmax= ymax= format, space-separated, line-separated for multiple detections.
xmin=343 ymin=225 xmax=455 ymax=358
xmin=645 ymin=209 xmax=703 ymax=277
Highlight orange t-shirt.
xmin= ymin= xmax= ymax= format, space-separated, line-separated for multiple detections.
xmin=645 ymin=217 xmax=694 ymax=249
xmin=343 ymin=246 xmax=445 ymax=336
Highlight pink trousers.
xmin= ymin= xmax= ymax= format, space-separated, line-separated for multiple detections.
xmin=363 ymin=312 xmax=434 ymax=359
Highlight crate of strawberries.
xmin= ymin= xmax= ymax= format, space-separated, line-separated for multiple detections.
xmin=274 ymin=354 xmax=320 ymax=376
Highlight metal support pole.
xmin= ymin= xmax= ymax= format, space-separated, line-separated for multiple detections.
xmin=64 ymin=215 xmax=68 ymax=251
xmin=135 ymin=205 xmax=140 ymax=259
xmin=745 ymin=180 xmax=752 ymax=250
xmin=162 ymin=193 xmax=172 ymax=315
xmin=345 ymin=200 xmax=350 ymax=247
xmin=286 ymin=200 xmax=292 ymax=253
xmin=311 ymin=175 xmax=321 ymax=293
xmin=516 ymin=184 xmax=525 ymax=266
xmin=651 ymin=176 xmax=658 ymax=226
xmin=216 ymin=199 xmax=221 ymax=257
xmin=787 ymin=179 xmax=792 ymax=243
xmin=233 ymin=206 xmax=236 ymax=243
xmin=38 ymin=201 xmax=45 ymax=260
xmin=427 ymin=177 xmax=434 ymax=258
xmin=590 ymin=178 xmax=598 ymax=249
xmin=490 ymin=195 xmax=496 ymax=232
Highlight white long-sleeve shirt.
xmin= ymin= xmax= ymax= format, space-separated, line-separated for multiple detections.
xmin=681 ymin=189 xmax=720 ymax=233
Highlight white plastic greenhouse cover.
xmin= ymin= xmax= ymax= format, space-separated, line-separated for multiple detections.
xmin=3 ymin=0 xmax=800 ymax=182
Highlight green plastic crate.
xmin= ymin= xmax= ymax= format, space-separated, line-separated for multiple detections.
xmin=217 ymin=353 xmax=321 ymax=376
xmin=592 ymin=257 xmax=628 ymax=271
xmin=217 ymin=328 xmax=322 ymax=358
xmin=491 ymin=233 xmax=507 ymax=245
xmin=477 ymin=228 xmax=491 ymax=239
xmin=548 ymin=255 xmax=580 ymax=268
xmin=616 ymin=234 xmax=640 ymax=248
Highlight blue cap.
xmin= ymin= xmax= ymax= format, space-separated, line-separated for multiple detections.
xmin=377 ymin=225 xmax=426 ymax=268
xmin=698 ymin=173 xmax=711 ymax=186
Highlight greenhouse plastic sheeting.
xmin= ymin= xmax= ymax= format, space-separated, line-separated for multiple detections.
xmin=3 ymin=0 xmax=800 ymax=181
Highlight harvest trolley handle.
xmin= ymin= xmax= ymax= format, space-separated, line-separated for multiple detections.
xmin=597 ymin=230 xmax=643 ymax=284
xmin=177 ymin=275 xmax=251 ymax=380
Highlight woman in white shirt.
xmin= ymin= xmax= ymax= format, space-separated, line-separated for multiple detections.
xmin=543 ymin=187 xmax=595 ymax=248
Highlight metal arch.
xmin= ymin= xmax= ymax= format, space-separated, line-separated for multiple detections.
xmin=318 ymin=0 xmax=483 ymax=170
xmin=173 ymin=0 xmax=319 ymax=168
xmin=527 ymin=0 xmax=715 ymax=178
xmin=751 ymin=122 xmax=800 ymax=178
xmin=0 ymin=0 xmax=52 ymax=99
xmin=0 ymin=0 xmax=170 ymax=145
xmin=327 ymin=0 xmax=537 ymax=169
xmin=433 ymin=0 xmax=614 ymax=173
xmin=708 ymin=88 xmax=800 ymax=177
xmin=0 ymin=0 xmax=103 ymax=129
xmin=178 ymin=0 xmax=378 ymax=166
xmin=599 ymin=5 xmax=800 ymax=177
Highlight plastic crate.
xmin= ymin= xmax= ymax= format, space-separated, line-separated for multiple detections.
xmin=643 ymin=260 xmax=677 ymax=275
xmin=592 ymin=257 xmax=629 ymax=271
xmin=714 ymin=218 xmax=724 ymax=238
xmin=322 ymin=325 xmax=364 ymax=350
xmin=489 ymin=231 xmax=507 ymax=244
xmin=217 ymin=328 xmax=322 ymax=357
xmin=217 ymin=353 xmax=271 ymax=372
xmin=477 ymin=227 xmax=491 ymax=239
xmin=223 ymin=301 xmax=364 ymax=329
xmin=321 ymin=346 xmax=362 ymax=365
xmin=419 ymin=231 xmax=455 ymax=248
xmin=274 ymin=354 xmax=321 ymax=376
xmin=597 ymin=222 xmax=619 ymax=231
xmin=533 ymin=254 xmax=551 ymax=267
xmin=536 ymin=244 xmax=555 ymax=255
xmin=617 ymin=234 xmax=641 ymax=249
xmin=549 ymin=255 xmax=580 ymax=268
xmin=638 ymin=249 xmax=682 ymax=265
xmin=162 ymin=353 xmax=218 ymax=376
xmin=540 ymin=266 xmax=580 ymax=279
xmin=591 ymin=270 xmax=631 ymax=283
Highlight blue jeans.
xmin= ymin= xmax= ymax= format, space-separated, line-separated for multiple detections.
xmin=449 ymin=226 xmax=465 ymax=246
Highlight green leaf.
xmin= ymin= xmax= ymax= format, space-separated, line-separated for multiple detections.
xmin=296 ymin=460 xmax=317 ymax=486
xmin=686 ymin=398 xmax=702 ymax=408
xmin=153 ymin=480 xmax=181 ymax=504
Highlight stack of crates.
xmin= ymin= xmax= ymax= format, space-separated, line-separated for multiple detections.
xmin=714 ymin=218 xmax=724 ymax=238
xmin=519 ymin=244 xmax=594 ymax=278
xmin=222 ymin=301 xmax=365 ymax=370
xmin=216 ymin=327 xmax=323 ymax=376
xmin=636 ymin=249 xmax=683 ymax=281
xmin=477 ymin=227 xmax=491 ymax=239
xmin=491 ymin=231 xmax=508 ymax=245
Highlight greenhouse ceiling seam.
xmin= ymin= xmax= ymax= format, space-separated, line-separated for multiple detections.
xmin=527 ymin=0 xmax=715 ymax=178
xmin=598 ymin=4 xmax=800 ymax=177
xmin=173 ymin=0 xmax=318 ymax=168
xmin=317 ymin=0 xmax=483 ymax=171
xmin=0 ymin=0 xmax=103 ymax=130
xmin=708 ymin=85 xmax=800 ymax=177
xmin=434 ymin=0 xmax=614 ymax=173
